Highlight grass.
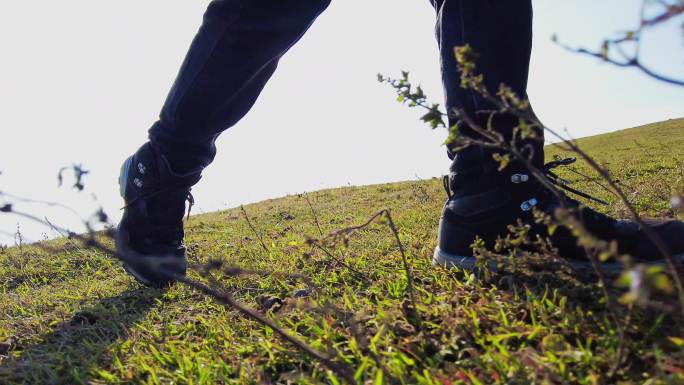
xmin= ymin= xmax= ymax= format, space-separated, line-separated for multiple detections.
xmin=1 ymin=118 xmax=684 ymax=384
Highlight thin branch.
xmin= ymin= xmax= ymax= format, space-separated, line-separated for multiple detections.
xmin=3 ymin=206 xmax=356 ymax=383
xmin=609 ymin=304 xmax=634 ymax=379
xmin=303 ymin=192 xmax=324 ymax=238
xmin=641 ymin=3 xmax=684 ymax=27
xmin=308 ymin=241 xmax=371 ymax=284
xmin=240 ymin=205 xmax=269 ymax=253
xmin=383 ymin=209 xmax=422 ymax=328
xmin=172 ymin=273 xmax=356 ymax=383
xmin=0 ymin=191 xmax=82 ymax=219
xmin=324 ymin=209 xmax=422 ymax=328
xmin=552 ymin=26 xmax=684 ymax=87
xmin=191 ymin=260 xmax=315 ymax=288
xmin=565 ymin=45 xmax=684 ymax=86
xmin=552 ymin=0 xmax=684 ymax=86
xmin=328 ymin=210 xmax=386 ymax=239
xmin=44 ymin=217 xmax=70 ymax=238
xmin=302 ymin=192 xmax=371 ymax=283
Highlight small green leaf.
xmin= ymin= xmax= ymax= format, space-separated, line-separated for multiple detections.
xmin=619 ymin=291 xmax=637 ymax=305
xmin=651 ymin=274 xmax=673 ymax=294
xmin=668 ymin=336 xmax=684 ymax=347
xmin=547 ymin=224 xmax=558 ymax=235
xmin=615 ymin=271 xmax=632 ymax=288
xmin=598 ymin=251 xmax=612 ymax=262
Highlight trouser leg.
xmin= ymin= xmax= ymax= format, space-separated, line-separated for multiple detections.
xmin=148 ymin=0 xmax=331 ymax=174
xmin=431 ymin=0 xmax=537 ymax=164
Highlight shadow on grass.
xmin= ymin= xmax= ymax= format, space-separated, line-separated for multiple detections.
xmin=0 ymin=286 xmax=163 ymax=384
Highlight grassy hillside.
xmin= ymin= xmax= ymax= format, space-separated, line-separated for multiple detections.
xmin=545 ymin=118 xmax=684 ymax=218
xmin=1 ymin=118 xmax=684 ymax=384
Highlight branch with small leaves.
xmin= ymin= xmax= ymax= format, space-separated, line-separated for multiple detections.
xmin=552 ymin=0 xmax=684 ymax=87
xmin=380 ymin=47 xmax=684 ymax=318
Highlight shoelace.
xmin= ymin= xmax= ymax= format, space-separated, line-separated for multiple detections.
xmin=185 ymin=191 xmax=195 ymax=220
xmin=544 ymin=157 xmax=608 ymax=205
xmin=443 ymin=157 xmax=608 ymax=207
xmin=122 ymin=189 xmax=195 ymax=220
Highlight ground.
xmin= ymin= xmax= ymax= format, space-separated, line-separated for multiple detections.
xmin=1 ymin=118 xmax=683 ymax=384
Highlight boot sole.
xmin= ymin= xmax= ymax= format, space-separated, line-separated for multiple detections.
xmin=433 ymin=246 xmax=684 ymax=276
xmin=432 ymin=247 xmax=498 ymax=272
xmin=116 ymin=156 xmax=186 ymax=288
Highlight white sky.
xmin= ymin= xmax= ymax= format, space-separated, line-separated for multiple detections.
xmin=1 ymin=0 xmax=683 ymax=244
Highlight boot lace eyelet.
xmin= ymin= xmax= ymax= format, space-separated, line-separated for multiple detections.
xmin=521 ymin=198 xmax=538 ymax=212
xmin=511 ymin=173 xmax=529 ymax=184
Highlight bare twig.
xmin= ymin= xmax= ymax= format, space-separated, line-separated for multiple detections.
xmin=240 ymin=205 xmax=269 ymax=253
xmin=328 ymin=210 xmax=386 ymax=239
xmin=303 ymin=192 xmax=324 ymax=238
xmin=172 ymin=274 xmax=355 ymax=383
xmin=641 ymin=3 xmax=684 ymax=27
xmin=325 ymin=209 xmax=422 ymax=328
xmin=552 ymin=0 xmax=684 ymax=87
xmin=308 ymin=241 xmax=370 ymax=283
xmin=609 ymin=304 xmax=634 ymax=379
xmin=44 ymin=217 xmax=70 ymax=238
xmin=301 ymin=192 xmax=370 ymax=282
xmin=191 ymin=260 xmax=315 ymax=287
xmin=2 ymin=206 xmax=355 ymax=383
xmin=556 ymin=42 xmax=684 ymax=87
xmin=0 ymin=191 xmax=82 ymax=219
xmin=383 ymin=210 xmax=422 ymax=328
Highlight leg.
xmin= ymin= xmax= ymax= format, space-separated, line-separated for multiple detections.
xmin=431 ymin=0 xmax=535 ymax=162
xmin=149 ymin=0 xmax=332 ymax=174
xmin=431 ymin=1 xmax=684 ymax=272
xmin=117 ymin=0 xmax=330 ymax=286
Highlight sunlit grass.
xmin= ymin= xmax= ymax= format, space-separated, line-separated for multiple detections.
xmin=1 ymin=118 xmax=683 ymax=384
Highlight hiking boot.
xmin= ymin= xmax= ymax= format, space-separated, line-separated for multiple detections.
xmin=433 ymin=156 xmax=684 ymax=274
xmin=116 ymin=142 xmax=201 ymax=287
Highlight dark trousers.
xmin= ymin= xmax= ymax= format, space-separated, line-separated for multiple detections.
xmin=148 ymin=0 xmax=534 ymax=174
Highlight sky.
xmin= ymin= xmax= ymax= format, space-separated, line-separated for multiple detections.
xmin=1 ymin=0 xmax=683 ymax=245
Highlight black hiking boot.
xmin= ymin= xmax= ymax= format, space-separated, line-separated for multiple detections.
xmin=116 ymin=142 xmax=201 ymax=287
xmin=433 ymin=155 xmax=684 ymax=274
